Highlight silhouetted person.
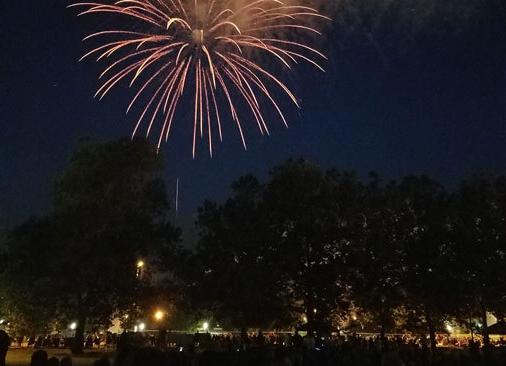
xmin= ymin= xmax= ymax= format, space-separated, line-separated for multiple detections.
xmin=117 ymin=330 xmax=128 ymax=353
xmin=105 ymin=332 xmax=113 ymax=348
xmin=85 ymin=335 xmax=94 ymax=349
xmin=48 ymin=356 xmax=60 ymax=366
xmin=35 ymin=336 xmax=43 ymax=349
xmin=256 ymin=330 xmax=265 ymax=346
xmin=303 ymin=331 xmax=315 ymax=350
xmin=53 ymin=336 xmax=61 ymax=348
xmin=31 ymin=350 xmax=48 ymax=366
xmin=291 ymin=331 xmax=303 ymax=350
xmin=61 ymin=355 xmax=73 ymax=366
xmin=157 ymin=329 xmax=167 ymax=349
xmin=0 ymin=330 xmax=9 ymax=366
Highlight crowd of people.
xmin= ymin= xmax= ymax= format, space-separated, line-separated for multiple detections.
xmin=3 ymin=328 xmax=506 ymax=366
xmin=8 ymin=333 xmax=116 ymax=351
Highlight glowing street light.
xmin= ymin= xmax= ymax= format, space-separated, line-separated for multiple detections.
xmin=138 ymin=322 xmax=146 ymax=331
xmin=136 ymin=260 xmax=145 ymax=278
xmin=154 ymin=310 xmax=165 ymax=322
xmin=202 ymin=321 xmax=209 ymax=331
xmin=446 ymin=324 xmax=453 ymax=333
xmin=69 ymin=322 xmax=77 ymax=330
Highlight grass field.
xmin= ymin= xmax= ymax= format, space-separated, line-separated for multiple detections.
xmin=6 ymin=349 xmax=102 ymax=366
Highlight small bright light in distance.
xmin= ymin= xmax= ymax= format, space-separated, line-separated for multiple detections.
xmin=137 ymin=260 xmax=145 ymax=268
xmin=446 ymin=324 xmax=453 ymax=333
xmin=202 ymin=322 xmax=209 ymax=331
xmin=69 ymin=322 xmax=77 ymax=330
xmin=139 ymin=323 xmax=146 ymax=331
xmin=0 ymin=319 xmax=4 ymax=325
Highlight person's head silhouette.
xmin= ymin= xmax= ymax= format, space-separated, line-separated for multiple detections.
xmin=31 ymin=350 xmax=48 ymax=366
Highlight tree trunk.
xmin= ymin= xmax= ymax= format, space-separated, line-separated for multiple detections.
xmin=380 ymin=322 xmax=387 ymax=351
xmin=71 ymin=313 xmax=87 ymax=355
xmin=379 ymin=307 xmax=387 ymax=351
xmin=425 ymin=308 xmax=437 ymax=353
xmin=469 ymin=320 xmax=474 ymax=341
xmin=305 ymin=301 xmax=315 ymax=335
xmin=481 ymin=306 xmax=490 ymax=349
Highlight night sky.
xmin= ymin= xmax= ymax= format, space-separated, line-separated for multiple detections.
xmin=2 ymin=1 xmax=506 ymax=240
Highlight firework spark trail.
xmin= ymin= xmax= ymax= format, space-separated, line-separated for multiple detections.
xmin=70 ymin=0 xmax=330 ymax=157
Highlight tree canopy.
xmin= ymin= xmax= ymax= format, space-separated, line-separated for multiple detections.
xmin=182 ymin=159 xmax=506 ymax=347
xmin=2 ymin=150 xmax=506 ymax=351
xmin=1 ymin=138 xmax=181 ymax=353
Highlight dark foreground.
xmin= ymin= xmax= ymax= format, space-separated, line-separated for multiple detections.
xmin=6 ymin=349 xmax=98 ymax=366
xmin=7 ymin=339 xmax=506 ymax=366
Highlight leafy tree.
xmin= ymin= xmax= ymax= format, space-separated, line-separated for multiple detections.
xmin=186 ymin=161 xmax=362 ymax=332
xmin=262 ymin=161 xmax=360 ymax=332
xmin=186 ymin=175 xmax=292 ymax=329
xmin=350 ymin=175 xmax=405 ymax=343
xmin=0 ymin=218 xmax=58 ymax=336
xmin=451 ymin=175 xmax=506 ymax=347
xmin=394 ymin=176 xmax=453 ymax=351
xmin=184 ymin=164 xmax=506 ymax=344
xmin=2 ymin=138 xmax=180 ymax=353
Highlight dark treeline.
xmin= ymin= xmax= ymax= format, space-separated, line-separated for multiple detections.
xmin=1 ymin=139 xmax=505 ymax=355
xmin=183 ymin=159 xmax=506 ymax=351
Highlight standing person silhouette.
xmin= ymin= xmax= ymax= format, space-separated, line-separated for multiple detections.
xmin=0 ymin=330 xmax=10 ymax=366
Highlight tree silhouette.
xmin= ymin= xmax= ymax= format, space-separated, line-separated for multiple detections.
xmin=2 ymin=138 xmax=180 ymax=353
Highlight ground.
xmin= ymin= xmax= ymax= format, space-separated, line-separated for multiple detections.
xmin=6 ymin=349 xmax=101 ymax=366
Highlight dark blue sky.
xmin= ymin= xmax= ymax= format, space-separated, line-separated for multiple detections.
xmin=2 ymin=1 xmax=506 ymax=237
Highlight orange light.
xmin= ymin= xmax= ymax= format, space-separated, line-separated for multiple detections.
xmin=154 ymin=310 xmax=165 ymax=321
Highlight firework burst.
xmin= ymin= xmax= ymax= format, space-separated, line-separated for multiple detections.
xmin=70 ymin=0 xmax=330 ymax=157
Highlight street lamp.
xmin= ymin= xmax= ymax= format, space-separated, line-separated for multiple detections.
xmin=154 ymin=310 xmax=165 ymax=322
xmin=138 ymin=323 xmax=146 ymax=331
xmin=69 ymin=322 xmax=77 ymax=330
xmin=136 ymin=260 xmax=145 ymax=278
xmin=202 ymin=321 xmax=209 ymax=332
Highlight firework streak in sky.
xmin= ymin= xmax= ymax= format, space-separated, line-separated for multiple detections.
xmin=70 ymin=0 xmax=330 ymax=157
